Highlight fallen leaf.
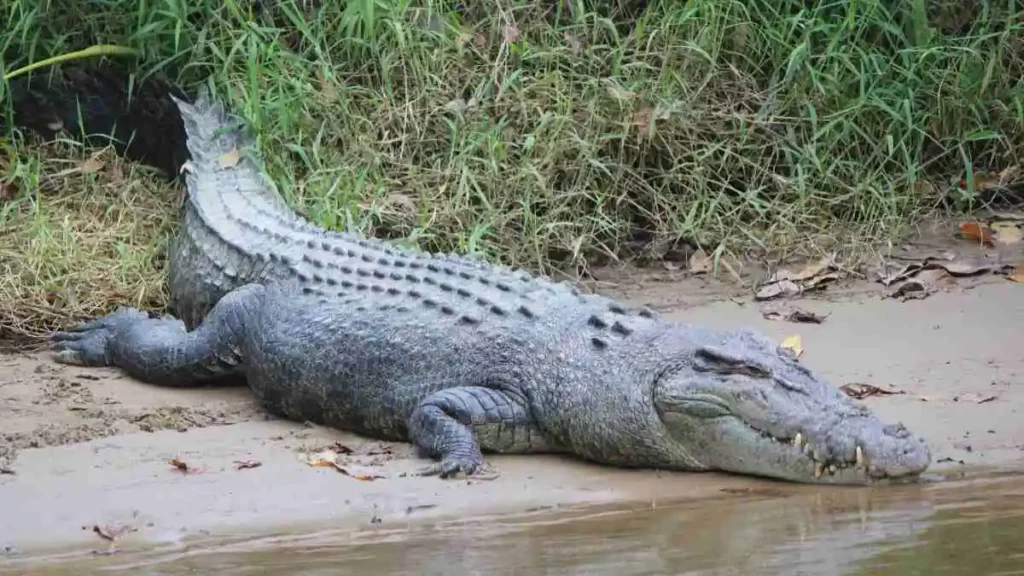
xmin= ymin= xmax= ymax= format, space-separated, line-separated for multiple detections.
xmin=755 ymin=256 xmax=838 ymax=300
xmin=632 ymin=108 xmax=655 ymax=134
xmin=1008 ymin=268 xmax=1024 ymax=283
xmin=298 ymin=448 xmax=386 ymax=480
xmin=755 ymin=279 xmax=803 ymax=300
xmin=331 ymin=442 xmax=356 ymax=454
xmin=934 ymin=259 xmax=1006 ymax=276
xmin=959 ymin=222 xmax=994 ymax=246
xmin=169 ymin=458 xmax=201 ymax=474
xmin=989 ymin=221 xmax=1023 ymax=245
xmin=876 ymin=261 xmax=925 ymax=286
xmin=688 ymin=249 xmax=713 ymax=274
xmin=502 ymin=24 xmax=520 ymax=44
xmin=234 ymin=459 xmax=262 ymax=470
xmin=785 ymin=256 xmax=834 ymax=282
xmin=218 ymin=148 xmax=240 ymax=169
xmin=299 ymin=450 xmax=343 ymax=468
xmin=786 ymin=309 xmax=828 ymax=324
xmin=779 ymin=335 xmax=803 ymax=358
xmin=763 ymin=308 xmax=829 ymax=324
xmin=886 ymin=268 xmax=957 ymax=301
xmin=0 ymin=181 xmax=17 ymax=201
xmin=840 ymin=383 xmax=905 ymax=400
xmin=79 ymin=155 xmax=105 ymax=174
xmin=335 ymin=464 xmax=387 ymax=481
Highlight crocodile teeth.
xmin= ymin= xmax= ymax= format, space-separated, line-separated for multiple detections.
xmin=814 ymin=462 xmax=825 ymax=479
xmin=855 ymin=445 xmax=864 ymax=468
xmin=793 ymin=433 xmax=803 ymax=448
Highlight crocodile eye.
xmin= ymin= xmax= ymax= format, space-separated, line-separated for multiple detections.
xmin=694 ymin=345 xmax=772 ymax=379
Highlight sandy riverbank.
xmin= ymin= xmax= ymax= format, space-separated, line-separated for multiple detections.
xmin=1 ymin=269 xmax=1022 ymax=567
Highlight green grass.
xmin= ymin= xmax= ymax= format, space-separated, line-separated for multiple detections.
xmin=1 ymin=0 xmax=1023 ymax=339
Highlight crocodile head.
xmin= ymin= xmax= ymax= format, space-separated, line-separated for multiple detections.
xmin=652 ymin=328 xmax=931 ymax=485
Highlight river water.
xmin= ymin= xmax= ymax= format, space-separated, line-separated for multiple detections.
xmin=9 ymin=471 xmax=1024 ymax=575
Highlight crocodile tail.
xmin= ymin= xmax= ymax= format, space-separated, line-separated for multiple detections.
xmin=170 ymin=85 xmax=309 ymax=227
xmin=3 ymin=60 xmax=190 ymax=180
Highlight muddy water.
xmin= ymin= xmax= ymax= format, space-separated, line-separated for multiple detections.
xmin=8 ymin=473 xmax=1023 ymax=575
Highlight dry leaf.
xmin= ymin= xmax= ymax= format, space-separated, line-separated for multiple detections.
xmin=80 ymin=156 xmax=105 ymax=174
xmin=989 ymin=221 xmax=1023 ymax=245
xmin=502 ymin=24 xmax=520 ymax=44
xmin=218 ymin=148 xmax=241 ymax=168
xmin=840 ymin=383 xmax=905 ymax=400
xmin=688 ymin=249 xmax=713 ymax=274
xmin=959 ymin=222 xmax=995 ymax=246
xmin=763 ymin=308 xmax=828 ymax=324
xmin=755 ymin=279 xmax=803 ymax=300
xmin=298 ymin=449 xmax=386 ymax=480
xmin=755 ymin=256 xmax=837 ymax=300
xmin=335 ymin=464 xmax=386 ymax=481
xmin=299 ymin=450 xmax=343 ymax=468
xmin=632 ymin=108 xmax=655 ymax=134
xmin=234 ymin=459 xmax=262 ymax=470
xmin=785 ymin=256 xmax=834 ymax=282
xmin=1008 ymin=267 xmax=1024 ymax=283
xmin=887 ymin=268 xmax=957 ymax=301
xmin=169 ymin=458 xmax=201 ymax=474
xmin=780 ymin=335 xmax=803 ymax=358
xmin=786 ymin=310 xmax=828 ymax=324
xmin=0 ymin=181 xmax=17 ymax=202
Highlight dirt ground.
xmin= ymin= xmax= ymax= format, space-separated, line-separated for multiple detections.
xmin=1 ymin=221 xmax=1023 ymax=565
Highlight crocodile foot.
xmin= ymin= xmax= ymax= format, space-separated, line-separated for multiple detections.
xmin=49 ymin=307 xmax=152 ymax=366
xmin=416 ymin=457 xmax=500 ymax=481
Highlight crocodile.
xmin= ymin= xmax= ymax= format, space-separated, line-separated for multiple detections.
xmin=48 ymin=88 xmax=932 ymax=485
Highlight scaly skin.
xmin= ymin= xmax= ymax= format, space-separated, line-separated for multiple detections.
xmin=50 ymin=90 xmax=932 ymax=484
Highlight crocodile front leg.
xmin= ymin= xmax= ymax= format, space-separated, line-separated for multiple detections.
xmin=408 ymin=386 xmax=551 ymax=479
xmin=49 ymin=284 xmax=266 ymax=387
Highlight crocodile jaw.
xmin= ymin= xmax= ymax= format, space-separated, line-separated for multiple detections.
xmin=651 ymin=330 xmax=931 ymax=485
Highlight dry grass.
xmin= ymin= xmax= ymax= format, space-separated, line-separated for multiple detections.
xmin=2 ymin=0 xmax=1023 ymax=341
xmin=0 ymin=143 xmax=179 ymax=341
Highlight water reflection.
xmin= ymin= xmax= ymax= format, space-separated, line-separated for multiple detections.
xmin=7 ymin=474 xmax=1024 ymax=575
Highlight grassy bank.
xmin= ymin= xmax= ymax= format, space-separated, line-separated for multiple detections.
xmin=2 ymin=0 xmax=1023 ymax=339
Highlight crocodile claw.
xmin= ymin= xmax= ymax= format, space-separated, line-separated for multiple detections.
xmin=416 ymin=457 xmax=499 ymax=481
xmin=49 ymin=307 xmax=150 ymax=367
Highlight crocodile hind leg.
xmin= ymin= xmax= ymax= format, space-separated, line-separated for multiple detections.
xmin=50 ymin=284 xmax=266 ymax=387
xmin=408 ymin=386 xmax=552 ymax=479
